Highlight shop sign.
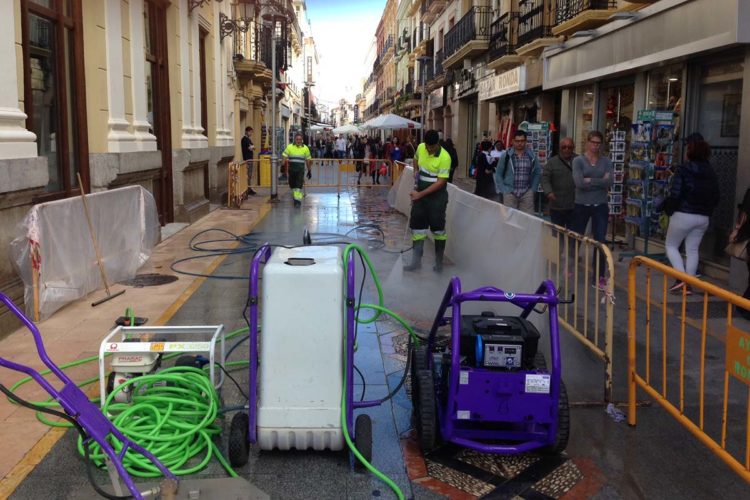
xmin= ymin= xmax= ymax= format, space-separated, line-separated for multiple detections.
xmin=478 ymin=67 xmax=526 ymax=101
xmin=727 ymin=325 xmax=750 ymax=386
xmin=429 ymin=87 xmax=444 ymax=109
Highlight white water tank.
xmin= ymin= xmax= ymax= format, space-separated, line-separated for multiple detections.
xmin=257 ymin=246 xmax=345 ymax=451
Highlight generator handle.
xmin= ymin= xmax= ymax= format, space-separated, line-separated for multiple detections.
xmin=246 ymin=243 xmax=273 ymax=444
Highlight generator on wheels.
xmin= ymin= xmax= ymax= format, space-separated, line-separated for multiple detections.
xmin=412 ymin=277 xmax=571 ymax=455
xmin=228 ymin=244 xmax=382 ymax=467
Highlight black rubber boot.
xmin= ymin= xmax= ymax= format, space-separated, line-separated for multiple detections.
xmin=403 ymin=240 xmax=424 ymax=272
xmin=433 ymin=239 xmax=446 ymax=272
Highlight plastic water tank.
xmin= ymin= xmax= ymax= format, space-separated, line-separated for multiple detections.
xmin=257 ymin=246 xmax=345 ymax=451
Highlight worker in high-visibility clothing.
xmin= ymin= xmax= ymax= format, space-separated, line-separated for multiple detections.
xmin=282 ymin=133 xmax=313 ymax=207
xmin=404 ymin=129 xmax=451 ymax=273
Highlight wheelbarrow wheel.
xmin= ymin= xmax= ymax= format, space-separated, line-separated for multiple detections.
xmin=542 ymin=380 xmax=570 ymax=454
xmin=416 ymin=369 xmax=439 ymax=452
xmin=353 ymin=414 xmax=373 ymax=468
xmin=228 ymin=412 xmax=250 ymax=467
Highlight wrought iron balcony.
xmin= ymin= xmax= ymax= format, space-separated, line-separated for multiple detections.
xmin=443 ymin=6 xmax=492 ymax=67
xmin=422 ymin=0 xmax=447 ymax=25
xmin=232 ymin=22 xmax=274 ymax=82
xmin=553 ymin=0 xmax=617 ymax=36
xmin=380 ymin=34 xmax=394 ymax=59
xmin=488 ymin=13 xmax=516 ymax=61
xmin=517 ymin=0 xmax=553 ymax=47
xmin=430 ymin=49 xmax=444 ymax=82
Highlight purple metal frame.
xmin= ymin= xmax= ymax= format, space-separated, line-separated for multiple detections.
xmin=0 ymin=294 xmax=175 ymax=500
xmin=246 ymin=245 xmax=386 ymax=445
xmin=425 ymin=277 xmax=562 ymax=454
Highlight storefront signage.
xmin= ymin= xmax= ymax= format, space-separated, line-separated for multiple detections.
xmin=727 ymin=325 xmax=750 ymax=386
xmin=429 ymin=87 xmax=444 ymax=110
xmin=478 ymin=67 xmax=526 ymax=101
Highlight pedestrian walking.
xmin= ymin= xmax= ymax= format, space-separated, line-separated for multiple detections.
xmin=282 ymin=133 xmax=312 ymax=208
xmin=495 ymin=130 xmax=541 ymax=214
xmin=353 ymin=136 xmax=366 ymax=185
xmin=403 ymin=129 xmax=451 ymax=273
xmin=240 ymin=126 xmax=257 ymax=195
xmin=404 ymin=136 xmax=416 ymax=167
xmin=571 ymin=131 xmax=613 ymax=289
xmin=335 ymin=135 xmax=347 ymax=160
xmin=541 ymin=137 xmax=576 ymax=228
xmin=443 ymin=138 xmax=459 ymax=183
xmin=661 ymin=134 xmax=719 ymax=294
xmin=729 ymin=187 xmax=750 ymax=318
xmin=473 ymin=140 xmax=496 ymax=199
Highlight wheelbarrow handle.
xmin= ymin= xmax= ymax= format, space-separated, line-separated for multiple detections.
xmin=0 ymin=293 xmax=71 ymax=385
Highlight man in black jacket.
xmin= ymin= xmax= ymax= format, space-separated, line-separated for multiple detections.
xmin=241 ymin=126 xmax=256 ymax=195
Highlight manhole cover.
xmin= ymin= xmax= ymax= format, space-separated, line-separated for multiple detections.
xmin=120 ymin=273 xmax=178 ymax=287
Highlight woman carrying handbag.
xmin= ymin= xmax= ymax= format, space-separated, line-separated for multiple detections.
xmin=728 ymin=187 xmax=750 ymax=319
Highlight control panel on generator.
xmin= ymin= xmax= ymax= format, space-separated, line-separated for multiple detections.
xmin=458 ymin=312 xmax=540 ymax=370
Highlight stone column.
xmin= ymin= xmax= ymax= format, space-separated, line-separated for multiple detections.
xmin=0 ymin=0 xmax=37 ymax=159
xmin=105 ymin=0 xmax=136 ymax=152
xmin=129 ymin=0 xmax=157 ymax=151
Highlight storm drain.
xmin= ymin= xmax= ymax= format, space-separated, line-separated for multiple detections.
xmin=120 ymin=273 xmax=178 ymax=287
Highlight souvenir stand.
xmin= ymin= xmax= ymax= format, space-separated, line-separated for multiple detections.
xmin=621 ymin=110 xmax=676 ymax=259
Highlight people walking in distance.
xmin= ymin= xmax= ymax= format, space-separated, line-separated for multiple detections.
xmin=661 ymin=134 xmax=719 ymax=295
xmin=389 ymin=136 xmax=403 ymax=180
xmin=315 ymin=136 xmax=325 ymax=161
xmin=282 ymin=133 xmax=312 ymax=208
xmin=335 ymin=135 xmax=347 ymax=160
xmin=241 ymin=126 xmax=256 ymax=196
xmin=324 ymin=136 xmax=334 ymax=165
xmin=542 ymin=137 xmax=577 ymax=229
xmin=473 ymin=140 xmax=497 ymax=200
xmin=495 ymin=130 xmax=541 ymax=214
xmin=571 ymin=131 xmax=613 ymax=290
xmin=443 ymin=138 xmax=459 ymax=183
xmin=371 ymin=137 xmax=383 ymax=185
xmin=404 ymin=129 xmax=451 ymax=273
xmin=353 ymin=136 xmax=366 ymax=185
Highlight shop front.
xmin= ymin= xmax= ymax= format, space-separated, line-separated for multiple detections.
xmin=544 ymin=0 xmax=750 ymax=287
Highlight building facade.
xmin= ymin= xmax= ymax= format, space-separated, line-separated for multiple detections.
xmin=0 ymin=0 xmax=315 ymax=335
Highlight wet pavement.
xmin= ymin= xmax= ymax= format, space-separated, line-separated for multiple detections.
xmin=6 ymin=184 xmax=750 ymax=498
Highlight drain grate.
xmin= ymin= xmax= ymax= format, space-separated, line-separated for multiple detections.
xmin=120 ymin=273 xmax=178 ymax=287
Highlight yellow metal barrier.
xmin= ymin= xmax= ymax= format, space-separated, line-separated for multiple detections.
xmin=542 ymin=223 xmax=615 ymax=403
xmin=628 ymin=256 xmax=750 ymax=484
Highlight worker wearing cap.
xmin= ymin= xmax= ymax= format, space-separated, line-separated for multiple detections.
xmin=282 ymin=133 xmax=312 ymax=207
xmin=404 ymin=129 xmax=451 ymax=272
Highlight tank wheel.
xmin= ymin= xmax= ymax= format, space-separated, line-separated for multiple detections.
xmin=228 ymin=412 xmax=250 ymax=467
xmin=410 ymin=345 xmax=430 ymax=410
xmin=416 ymin=369 xmax=439 ymax=452
xmin=542 ymin=380 xmax=570 ymax=454
xmin=353 ymin=414 xmax=373 ymax=468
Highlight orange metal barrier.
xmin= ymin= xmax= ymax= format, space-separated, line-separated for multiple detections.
xmin=628 ymin=256 xmax=750 ymax=484
xmin=542 ymin=224 xmax=615 ymax=402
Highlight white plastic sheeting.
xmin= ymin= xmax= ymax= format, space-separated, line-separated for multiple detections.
xmin=10 ymin=185 xmax=160 ymax=319
xmin=390 ymin=167 xmax=546 ymax=322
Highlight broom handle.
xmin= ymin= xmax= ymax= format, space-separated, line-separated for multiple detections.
xmin=76 ymin=173 xmax=112 ymax=295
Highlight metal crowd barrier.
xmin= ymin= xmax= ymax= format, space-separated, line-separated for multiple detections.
xmin=542 ymin=223 xmax=615 ymax=403
xmin=628 ymin=256 xmax=750 ymax=483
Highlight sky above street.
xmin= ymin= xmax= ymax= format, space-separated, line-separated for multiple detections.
xmin=305 ymin=0 xmax=386 ymax=111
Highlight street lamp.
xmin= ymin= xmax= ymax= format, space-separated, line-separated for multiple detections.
xmin=417 ymin=56 xmax=431 ymax=143
xmin=220 ymin=0 xmax=294 ymax=202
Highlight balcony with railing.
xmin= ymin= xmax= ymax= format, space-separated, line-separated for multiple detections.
xmin=515 ymin=0 xmax=563 ymax=56
xmin=380 ymin=34 xmax=394 ymax=60
xmin=421 ymin=0 xmax=448 ymax=25
xmin=426 ymin=48 xmax=446 ymax=90
xmin=442 ymin=6 xmax=492 ymax=69
xmin=233 ymin=22 xmax=274 ymax=84
xmin=487 ymin=12 xmax=522 ymax=71
xmin=552 ymin=0 xmax=618 ymax=37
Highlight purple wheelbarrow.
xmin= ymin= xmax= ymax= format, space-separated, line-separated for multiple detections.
xmin=0 ymin=293 xmax=177 ymax=500
xmin=411 ymin=278 xmax=572 ymax=455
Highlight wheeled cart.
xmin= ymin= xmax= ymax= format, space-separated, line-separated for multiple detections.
xmin=228 ymin=244 xmax=380 ymax=466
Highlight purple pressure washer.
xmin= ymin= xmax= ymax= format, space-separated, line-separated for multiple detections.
xmin=227 ymin=244 xmax=383 ymax=467
xmin=0 ymin=293 xmax=177 ymax=500
xmin=411 ymin=278 xmax=571 ymax=455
